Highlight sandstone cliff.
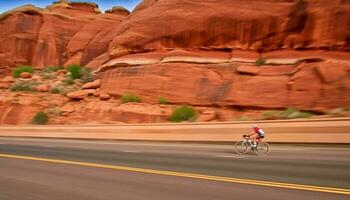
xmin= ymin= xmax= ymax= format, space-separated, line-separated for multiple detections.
xmin=107 ymin=0 xmax=350 ymax=57
xmin=0 ymin=1 xmax=128 ymax=72
xmin=96 ymin=0 xmax=350 ymax=112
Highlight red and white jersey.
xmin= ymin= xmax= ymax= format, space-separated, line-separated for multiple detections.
xmin=253 ymin=127 xmax=265 ymax=136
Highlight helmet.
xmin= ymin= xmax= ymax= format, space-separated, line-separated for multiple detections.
xmin=252 ymin=124 xmax=258 ymax=128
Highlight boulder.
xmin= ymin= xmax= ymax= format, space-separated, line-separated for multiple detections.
xmin=105 ymin=6 xmax=130 ymax=16
xmin=35 ymin=85 xmax=50 ymax=92
xmin=61 ymin=104 xmax=75 ymax=113
xmin=84 ymin=89 xmax=96 ymax=95
xmin=57 ymin=70 xmax=68 ymax=76
xmin=67 ymin=89 xmax=95 ymax=100
xmin=31 ymin=75 xmax=41 ymax=81
xmin=74 ymin=79 xmax=83 ymax=86
xmin=93 ymin=90 xmax=100 ymax=97
xmin=197 ymin=110 xmax=216 ymax=122
xmin=99 ymin=93 xmax=111 ymax=100
xmin=20 ymin=72 xmax=32 ymax=79
xmin=0 ymin=83 xmax=11 ymax=89
xmin=82 ymin=79 xmax=101 ymax=89
xmin=0 ymin=76 xmax=14 ymax=83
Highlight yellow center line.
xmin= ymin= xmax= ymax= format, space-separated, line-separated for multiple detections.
xmin=0 ymin=153 xmax=349 ymax=195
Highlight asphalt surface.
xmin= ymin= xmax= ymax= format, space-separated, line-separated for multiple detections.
xmin=0 ymin=137 xmax=349 ymax=200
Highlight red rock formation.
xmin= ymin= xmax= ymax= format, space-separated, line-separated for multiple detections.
xmin=108 ymin=0 xmax=350 ymax=57
xmin=0 ymin=6 xmax=43 ymax=70
xmin=105 ymin=6 xmax=130 ymax=16
xmin=65 ymin=14 xmax=126 ymax=67
xmin=0 ymin=2 xmax=129 ymax=71
xmin=99 ymin=60 xmax=350 ymax=112
xmin=96 ymin=0 xmax=350 ymax=113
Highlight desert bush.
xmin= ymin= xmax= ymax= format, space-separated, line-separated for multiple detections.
xmin=255 ymin=57 xmax=266 ymax=66
xmin=170 ymin=106 xmax=196 ymax=122
xmin=290 ymin=111 xmax=314 ymax=118
xmin=46 ymin=107 xmax=63 ymax=116
xmin=43 ymin=66 xmax=64 ymax=73
xmin=279 ymin=107 xmax=299 ymax=118
xmin=262 ymin=111 xmax=281 ymax=120
xmin=42 ymin=72 xmax=57 ymax=80
xmin=51 ymin=85 xmax=77 ymax=95
xmin=121 ymin=93 xmax=141 ymax=103
xmin=344 ymin=106 xmax=350 ymax=112
xmin=50 ymin=87 xmax=61 ymax=94
xmin=80 ymin=67 xmax=94 ymax=83
xmin=262 ymin=108 xmax=314 ymax=120
xmin=280 ymin=107 xmax=314 ymax=119
xmin=12 ymin=66 xmax=33 ymax=78
xmin=63 ymin=78 xmax=75 ymax=85
xmin=158 ymin=96 xmax=168 ymax=104
xmin=237 ymin=116 xmax=251 ymax=121
xmin=32 ymin=112 xmax=49 ymax=125
xmin=328 ymin=106 xmax=350 ymax=116
xmin=10 ymin=81 xmax=36 ymax=91
xmin=67 ymin=65 xmax=82 ymax=79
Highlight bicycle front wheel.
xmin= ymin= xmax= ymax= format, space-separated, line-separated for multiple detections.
xmin=234 ymin=141 xmax=249 ymax=154
xmin=253 ymin=142 xmax=270 ymax=156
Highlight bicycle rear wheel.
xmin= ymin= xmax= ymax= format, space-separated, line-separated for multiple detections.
xmin=234 ymin=141 xmax=249 ymax=154
xmin=253 ymin=142 xmax=270 ymax=156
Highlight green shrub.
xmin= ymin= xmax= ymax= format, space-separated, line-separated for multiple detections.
xmin=262 ymin=108 xmax=315 ymax=120
xmin=12 ymin=66 xmax=33 ymax=78
xmin=279 ymin=107 xmax=299 ymax=119
xmin=170 ymin=106 xmax=196 ymax=122
xmin=237 ymin=116 xmax=251 ymax=121
xmin=344 ymin=106 xmax=350 ymax=112
xmin=32 ymin=112 xmax=49 ymax=125
xmin=262 ymin=111 xmax=280 ymax=120
xmin=42 ymin=72 xmax=56 ymax=80
xmin=158 ymin=96 xmax=168 ymax=104
xmin=43 ymin=66 xmax=64 ymax=73
xmin=67 ymin=65 xmax=82 ymax=79
xmin=10 ymin=82 xmax=36 ymax=91
xmin=50 ymin=87 xmax=61 ymax=94
xmin=255 ymin=57 xmax=266 ymax=66
xmin=281 ymin=107 xmax=314 ymax=119
xmin=263 ymin=108 xmax=315 ymax=120
xmin=121 ymin=93 xmax=141 ymax=103
xmin=290 ymin=111 xmax=314 ymax=118
xmin=63 ymin=78 xmax=75 ymax=85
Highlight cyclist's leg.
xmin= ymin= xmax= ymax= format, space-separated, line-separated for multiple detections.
xmin=251 ymin=134 xmax=259 ymax=147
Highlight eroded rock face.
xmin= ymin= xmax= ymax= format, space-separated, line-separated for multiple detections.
xmin=0 ymin=2 xmax=129 ymax=73
xmin=0 ymin=6 xmax=43 ymax=68
xmin=99 ymin=61 xmax=350 ymax=111
xmin=108 ymin=0 xmax=350 ymax=56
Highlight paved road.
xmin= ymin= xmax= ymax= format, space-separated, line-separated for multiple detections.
xmin=0 ymin=137 xmax=349 ymax=200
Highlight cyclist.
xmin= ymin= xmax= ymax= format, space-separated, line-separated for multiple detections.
xmin=244 ymin=124 xmax=265 ymax=147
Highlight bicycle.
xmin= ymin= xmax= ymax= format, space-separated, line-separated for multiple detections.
xmin=234 ymin=135 xmax=270 ymax=156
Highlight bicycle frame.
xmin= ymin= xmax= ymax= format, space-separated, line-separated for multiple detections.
xmin=235 ymin=135 xmax=270 ymax=156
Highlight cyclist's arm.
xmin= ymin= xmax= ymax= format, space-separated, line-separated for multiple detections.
xmin=247 ymin=131 xmax=256 ymax=137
